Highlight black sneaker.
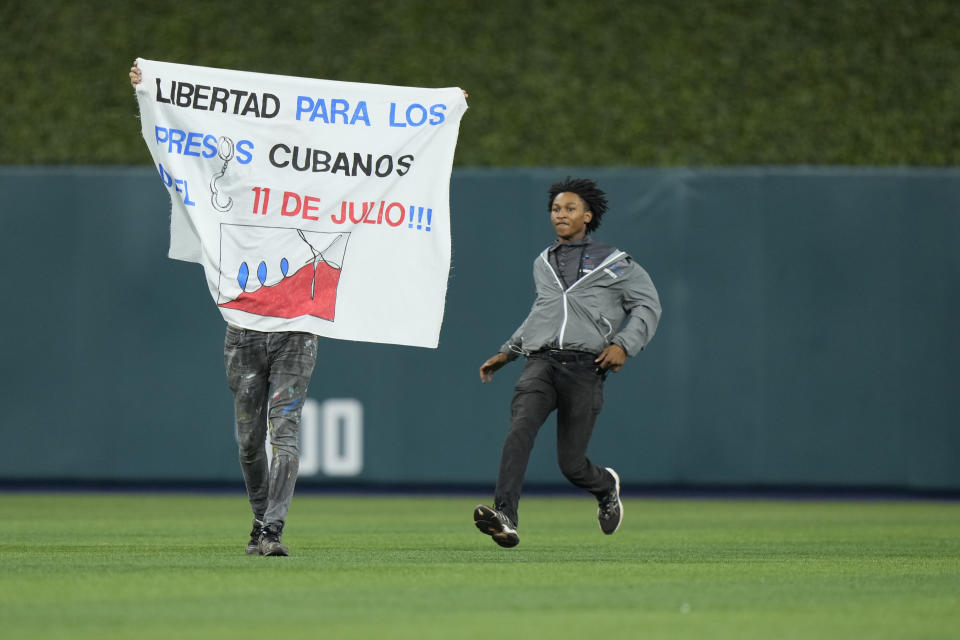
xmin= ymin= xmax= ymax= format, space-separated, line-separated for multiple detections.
xmin=259 ymin=523 xmax=290 ymax=556
xmin=245 ymin=519 xmax=264 ymax=555
xmin=598 ymin=467 xmax=623 ymax=535
xmin=473 ymin=504 xmax=519 ymax=548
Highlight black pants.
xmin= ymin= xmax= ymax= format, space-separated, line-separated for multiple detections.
xmin=493 ymin=351 xmax=614 ymax=526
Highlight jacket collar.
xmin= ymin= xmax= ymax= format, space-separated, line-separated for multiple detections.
xmin=548 ymin=235 xmax=592 ymax=252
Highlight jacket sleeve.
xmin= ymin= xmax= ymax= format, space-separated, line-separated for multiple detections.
xmin=610 ymin=262 xmax=662 ymax=356
xmin=498 ymin=254 xmax=547 ymax=361
xmin=499 ymin=327 xmax=523 ymax=362
xmin=499 ymin=299 xmax=537 ymax=362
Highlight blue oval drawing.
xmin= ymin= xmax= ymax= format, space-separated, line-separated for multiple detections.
xmin=257 ymin=261 xmax=267 ymax=285
xmin=281 ymin=257 xmax=289 ymax=276
xmin=237 ymin=262 xmax=249 ymax=291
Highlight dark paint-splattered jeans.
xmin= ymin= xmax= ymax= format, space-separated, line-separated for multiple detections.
xmin=224 ymin=325 xmax=318 ymax=529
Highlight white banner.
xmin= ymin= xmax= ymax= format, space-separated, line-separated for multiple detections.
xmin=134 ymin=58 xmax=467 ymax=348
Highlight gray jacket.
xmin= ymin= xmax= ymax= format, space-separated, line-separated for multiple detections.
xmin=501 ymin=243 xmax=661 ymax=360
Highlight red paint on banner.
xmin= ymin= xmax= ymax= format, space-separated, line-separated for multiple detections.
xmin=219 ymin=262 xmax=341 ymax=321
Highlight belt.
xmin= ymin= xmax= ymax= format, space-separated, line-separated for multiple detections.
xmin=531 ymin=349 xmax=598 ymax=365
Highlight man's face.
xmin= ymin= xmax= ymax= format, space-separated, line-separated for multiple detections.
xmin=551 ymin=192 xmax=593 ymax=241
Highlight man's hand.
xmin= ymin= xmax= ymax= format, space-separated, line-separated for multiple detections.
xmin=595 ymin=344 xmax=627 ymax=372
xmin=479 ymin=352 xmax=509 ymax=383
xmin=129 ymin=60 xmax=142 ymax=88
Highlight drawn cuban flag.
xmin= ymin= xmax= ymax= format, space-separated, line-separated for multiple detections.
xmin=217 ymin=223 xmax=350 ymax=322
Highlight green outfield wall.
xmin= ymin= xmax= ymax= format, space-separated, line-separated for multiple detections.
xmin=1 ymin=167 xmax=958 ymax=490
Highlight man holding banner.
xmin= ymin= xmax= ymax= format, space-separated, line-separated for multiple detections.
xmin=475 ymin=177 xmax=661 ymax=548
xmin=130 ymin=59 xmax=467 ymax=556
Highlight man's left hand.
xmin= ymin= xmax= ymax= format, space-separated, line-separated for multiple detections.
xmin=595 ymin=344 xmax=627 ymax=372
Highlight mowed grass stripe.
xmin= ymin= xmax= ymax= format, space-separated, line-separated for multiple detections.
xmin=1 ymin=494 xmax=957 ymax=640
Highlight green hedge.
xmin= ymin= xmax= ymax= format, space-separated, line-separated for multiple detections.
xmin=2 ymin=0 xmax=957 ymax=165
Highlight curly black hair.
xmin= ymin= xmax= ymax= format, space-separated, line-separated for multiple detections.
xmin=547 ymin=177 xmax=608 ymax=234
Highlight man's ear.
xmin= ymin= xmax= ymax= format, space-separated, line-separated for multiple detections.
xmin=585 ymin=210 xmax=594 ymax=223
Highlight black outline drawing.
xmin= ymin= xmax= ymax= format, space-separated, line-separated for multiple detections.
xmin=298 ymin=230 xmax=344 ymax=300
xmin=210 ymin=136 xmax=235 ymax=212
xmin=216 ymin=223 xmax=351 ymax=323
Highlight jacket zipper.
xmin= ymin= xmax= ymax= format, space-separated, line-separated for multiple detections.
xmin=540 ymin=250 xmax=625 ymax=349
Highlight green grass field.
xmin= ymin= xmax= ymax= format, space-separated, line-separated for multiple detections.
xmin=1 ymin=493 xmax=958 ymax=639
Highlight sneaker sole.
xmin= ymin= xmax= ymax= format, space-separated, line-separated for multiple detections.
xmin=473 ymin=505 xmax=519 ymax=548
xmin=261 ymin=545 xmax=290 ymax=557
xmin=599 ymin=467 xmax=623 ymax=535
